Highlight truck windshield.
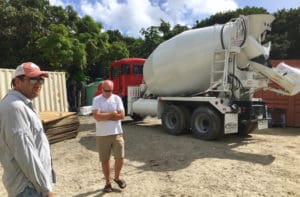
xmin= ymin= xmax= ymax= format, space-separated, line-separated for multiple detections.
xmin=133 ymin=64 xmax=143 ymax=75
xmin=121 ymin=64 xmax=130 ymax=75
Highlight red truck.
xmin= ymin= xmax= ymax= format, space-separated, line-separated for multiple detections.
xmin=94 ymin=58 xmax=145 ymax=114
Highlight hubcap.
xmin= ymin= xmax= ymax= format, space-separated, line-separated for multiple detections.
xmin=195 ymin=115 xmax=210 ymax=133
xmin=167 ymin=112 xmax=178 ymax=129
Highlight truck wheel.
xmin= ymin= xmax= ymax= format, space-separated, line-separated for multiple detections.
xmin=162 ymin=105 xmax=189 ymax=135
xmin=238 ymin=122 xmax=258 ymax=136
xmin=131 ymin=113 xmax=145 ymax=122
xmin=191 ymin=107 xmax=221 ymax=140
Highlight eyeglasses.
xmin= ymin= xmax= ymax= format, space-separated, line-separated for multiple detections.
xmin=29 ymin=77 xmax=45 ymax=85
xmin=102 ymin=89 xmax=112 ymax=93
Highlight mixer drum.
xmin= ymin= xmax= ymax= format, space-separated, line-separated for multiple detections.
xmin=143 ymin=14 xmax=275 ymax=96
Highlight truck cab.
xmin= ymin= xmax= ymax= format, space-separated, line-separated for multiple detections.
xmin=94 ymin=58 xmax=145 ymax=110
xmin=110 ymin=58 xmax=145 ymax=97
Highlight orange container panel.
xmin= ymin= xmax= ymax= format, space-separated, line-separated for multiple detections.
xmin=294 ymin=93 xmax=300 ymax=127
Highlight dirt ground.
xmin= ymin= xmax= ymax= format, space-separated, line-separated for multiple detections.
xmin=0 ymin=116 xmax=299 ymax=197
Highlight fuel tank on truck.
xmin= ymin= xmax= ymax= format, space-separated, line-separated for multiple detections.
xmin=143 ymin=14 xmax=275 ymax=96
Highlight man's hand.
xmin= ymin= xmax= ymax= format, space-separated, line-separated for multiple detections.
xmin=111 ymin=111 xmax=122 ymax=120
xmin=93 ymin=109 xmax=125 ymax=121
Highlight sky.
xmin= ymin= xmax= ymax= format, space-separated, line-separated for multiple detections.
xmin=49 ymin=0 xmax=300 ymax=38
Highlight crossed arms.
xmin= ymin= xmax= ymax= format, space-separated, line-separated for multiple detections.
xmin=92 ymin=109 xmax=125 ymax=121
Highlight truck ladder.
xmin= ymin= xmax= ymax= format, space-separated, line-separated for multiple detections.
xmin=210 ymin=49 xmax=231 ymax=92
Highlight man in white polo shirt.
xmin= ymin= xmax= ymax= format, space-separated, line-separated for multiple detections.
xmin=92 ymin=80 xmax=126 ymax=193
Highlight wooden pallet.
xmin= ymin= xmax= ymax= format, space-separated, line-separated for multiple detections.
xmin=39 ymin=111 xmax=80 ymax=144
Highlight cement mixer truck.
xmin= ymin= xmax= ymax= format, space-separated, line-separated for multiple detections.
xmin=109 ymin=14 xmax=300 ymax=140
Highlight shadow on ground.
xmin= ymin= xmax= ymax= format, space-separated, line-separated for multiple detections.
xmin=72 ymin=188 xmax=122 ymax=197
xmin=79 ymin=118 xmax=276 ymax=173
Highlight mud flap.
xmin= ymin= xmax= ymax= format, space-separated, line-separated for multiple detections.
xmin=224 ymin=113 xmax=238 ymax=134
xmin=258 ymin=119 xmax=268 ymax=130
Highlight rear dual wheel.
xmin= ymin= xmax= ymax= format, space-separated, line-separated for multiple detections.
xmin=162 ymin=105 xmax=223 ymax=140
xmin=191 ymin=107 xmax=222 ymax=140
xmin=161 ymin=105 xmax=190 ymax=135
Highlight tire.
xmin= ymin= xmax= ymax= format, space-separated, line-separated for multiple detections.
xmin=131 ymin=113 xmax=145 ymax=122
xmin=191 ymin=106 xmax=222 ymax=140
xmin=238 ymin=121 xmax=258 ymax=136
xmin=162 ymin=105 xmax=190 ymax=135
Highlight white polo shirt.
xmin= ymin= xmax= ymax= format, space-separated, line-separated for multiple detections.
xmin=92 ymin=94 xmax=124 ymax=136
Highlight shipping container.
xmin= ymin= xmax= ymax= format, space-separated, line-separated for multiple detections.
xmin=0 ymin=68 xmax=68 ymax=112
xmin=254 ymin=60 xmax=300 ymax=127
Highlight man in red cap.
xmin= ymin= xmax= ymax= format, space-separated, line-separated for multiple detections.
xmin=12 ymin=62 xmax=49 ymax=99
xmin=0 ymin=62 xmax=55 ymax=197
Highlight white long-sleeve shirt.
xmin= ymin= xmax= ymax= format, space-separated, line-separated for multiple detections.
xmin=0 ymin=90 xmax=53 ymax=197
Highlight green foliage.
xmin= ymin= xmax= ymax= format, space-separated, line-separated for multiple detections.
xmin=88 ymin=41 xmax=129 ymax=80
xmin=106 ymin=30 xmax=124 ymax=43
xmin=0 ymin=1 xmax=46 ymax=67
xmin=270 ymin=8 xmax=300 ymax=59
xmin=140 ymin=26 xmax=164 ymax=58
xmin=125 ymin=38 xmax=145 ymax=58
xmin=36 ymin=24 xmax=74 ymax=69
xmin=9 ymin=0 xmax=49 ymax=10
xmin=194 ymin=6 xmax=268 ymax=28
xmin=77 ymin=15 xmax=102 ymax=34
xmin=158 ymin=20 xmax=188 ymax=40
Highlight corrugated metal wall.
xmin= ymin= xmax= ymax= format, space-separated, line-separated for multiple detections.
xmin=254 ymin=60 xmax=300 ymax=127
xmin=0 ymin=68 xmax=68 ymax=112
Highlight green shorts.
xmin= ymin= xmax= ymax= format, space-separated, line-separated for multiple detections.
xmin=96 ymin=134 xmax=125 ymax=162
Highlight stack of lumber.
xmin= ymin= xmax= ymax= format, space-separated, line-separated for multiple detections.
xmin=39 ymin=111 xmax=80 ymax=144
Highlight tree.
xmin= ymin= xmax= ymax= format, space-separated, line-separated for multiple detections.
xmin=158 ymin=19 xmax=172 ymax=40
xmin=270 ymin=8 xmax=300 ymax=59
xmin=124 ymin=37 xmax=145 ymax=58
xmin=36 ymin=24 xmax=75 ymax=70
xmin=106 ymin=30 xmax=124 ymax=43
xmin=0 ymin=1 xmax=46 ymax=67
xmin=194 ymin=6 xmax=268 ymax=28
xmin=96 ymin=41 xmax=129 ymax=79
xmin=140 ymin=26 xmax=164 ymax=57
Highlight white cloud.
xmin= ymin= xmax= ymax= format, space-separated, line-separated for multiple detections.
xmin=50 ymin=0 xmax=239 ymax=37
xmin=81 ymin=0 xmax=168 ymax=37
xmin=49 ymin=0 xmax=65 ymax=7
xmin=162 ymin=0 xmax=238 ymax=25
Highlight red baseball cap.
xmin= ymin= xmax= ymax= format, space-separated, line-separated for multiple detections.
xmin=14 ymin=62 xmax=49 ymax=78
